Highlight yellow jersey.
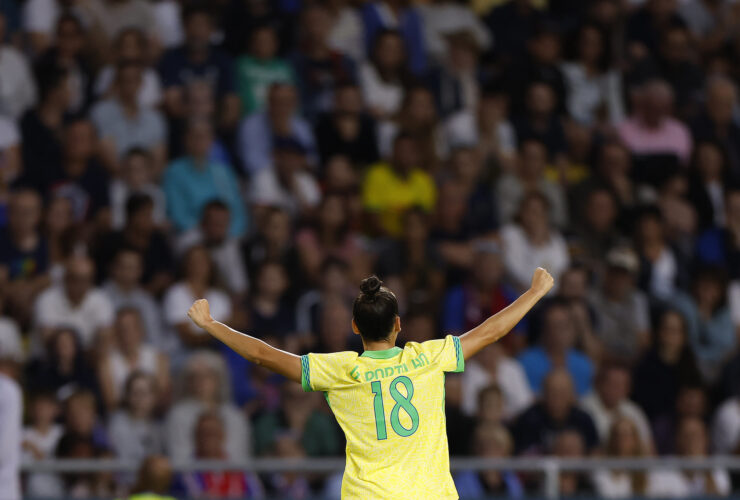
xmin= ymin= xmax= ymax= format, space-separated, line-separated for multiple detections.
xmin=300 ymin=335 xmax=464 ymax=499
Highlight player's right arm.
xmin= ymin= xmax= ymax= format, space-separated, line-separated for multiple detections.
xmin=187 ymin=299 xmax=302 ymax=383
xmin=459 ymin=267 xmax=554 ymax=360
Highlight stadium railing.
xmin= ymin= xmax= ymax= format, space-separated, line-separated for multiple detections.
xmin=22 ymin=456 xmax=740 ymax=499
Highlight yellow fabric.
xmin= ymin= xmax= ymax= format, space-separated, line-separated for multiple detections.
xmin=471 ymin=0 xmax=548 ymax=15
xmin=362 ymin=162 xmax=436 ymax=236
xmin=302 ymin=336 xmax=464 ymax=499
xmin=122 ymin=494 xmax=176 ymax=500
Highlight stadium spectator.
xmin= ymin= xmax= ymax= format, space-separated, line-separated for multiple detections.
xmin=696 ymin=186 xmax=740 ymax=279
xmin=0 ymin=367 xmax=22 ymax=500
xmin=518 ymin=299 xmax=594 ymax=396
xmin=165 ymin=351 xmax=250 ymax=463
xmin=511 ymin=368 xmax=598 ymax=455
xmin=0 ymin=11 xmax=36 ymax=120
xmin=359 ymin=29 xmax=409 ymax=122
xmin=109 ymin=148 xmax=167 ymax=231
xmin=22 ymin=391 xmax=63 ymax=497
xmin=419 ymin=0 xmax=491 ymax=64
xmin=98 ymin=308 xmax=169 ymax=411
xmin=712 ymin=391 xmax=740 ymax=456
xmin=361 ymin=0 xmax=427 ymax=75
xmin=247 ymin=261 xmax=295 ymax=339
xmin=238 ymin=83 xmax=317 ymax=175
xmin=633 ymin=207 xmax=687 ymax=300
xmin=128 ymin=454 xmax=176 ymax=500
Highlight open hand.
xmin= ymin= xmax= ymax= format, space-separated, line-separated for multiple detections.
xmin=530 ymin=267 xmax=554 ymax=298
xmin=188 ymin=299 xmax=213 ymax=329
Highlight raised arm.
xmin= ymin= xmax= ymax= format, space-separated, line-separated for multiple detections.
xmin=459 ymin=267 xmax=554 ymax=360
xmin=187 ymin=299 xmax=302 ymax=383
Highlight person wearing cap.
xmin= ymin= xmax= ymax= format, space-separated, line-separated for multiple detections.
xmin=589 ymin=247 xmax=651 ymax=364
xmin=249 ymin=136 xmax=321 ymax=218
xmin=163 ymin=119 xmax=248 ymax=237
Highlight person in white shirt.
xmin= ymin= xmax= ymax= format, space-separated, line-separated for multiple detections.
xmin=0 ymin=12 xmax=37 ymax=119
xmin=358 ymin=30 xmax=408 ymax=120
xmin=249 ymin=138 xmax=321 ymax=219
xmin=22 ymin=392 xmax=64 ymax=497
xmin=580 ymin=363 xmax=653 ymax=448
xmin=461 ymin=343 xmax=533 ymax=420
xmin=418 ymin=0 xmax=491 ymax=63
xmin=33 ymin=256 xmax=115 ymax=353
xmin=0 ymin=370 xmax=21 ymax=500
xmin=500 ymin=191 xmax=570 ymax=290
xmin=711 ymin=395 xmax=740 ymax=455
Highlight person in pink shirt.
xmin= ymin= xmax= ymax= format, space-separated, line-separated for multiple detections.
xmin=617 ymin=79 xmax=693 ymax=165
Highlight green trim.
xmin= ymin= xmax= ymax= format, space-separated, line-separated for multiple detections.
xmin=452 ymin=336 xmax=465 ymax=373
xmin=300 ymin=355 xmax=312 ymax=392
xmin=323 ymin=391 xmax=331 ymax=408
xmin=360 ymin=346 xmax=402 ymax=359
xmin=371 ymin=380 xmax=388 ymax=440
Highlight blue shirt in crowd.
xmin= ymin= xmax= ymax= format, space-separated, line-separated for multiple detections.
xmin=517 ymin=346 xmax=594 ymax=396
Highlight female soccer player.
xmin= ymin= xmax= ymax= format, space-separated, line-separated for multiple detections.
xmin=187 ymin=267 xmax=554 ymax=499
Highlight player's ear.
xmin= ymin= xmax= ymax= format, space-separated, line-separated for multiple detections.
xmin=351 ymin=318 xmax=360 ymax=335
xmin=394 ymin=315 xmax=401 ymax=333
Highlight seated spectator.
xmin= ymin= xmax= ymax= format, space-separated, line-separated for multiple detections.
xmin=95 ymin=27 xmax=163 ymax=108
xmin=295 ymin=258 xmax=356 ymax=335
xmin=162 ymin=245 xmax=232 ymax=358
xmin=22 ymin=392 xmax=63 ymax=498
xmin=90 ymin=61 xmax=167 ymax=174
xmin=581 ymin=364 xmax=653 ymax=447
xmin=617 ymin=79 xmax=693 ymax=166
xmin=249 ymin=137 xmax=322 ymax=219
xmin=444 ymin=374 xmax=475 ymax=455
xmin=0 ymin=189 xmax=50 ymax=322
xmin=0 ymin=116 xmax=21 ymax=215
xmin=17 ymin=64 xmax=68 ymax=189
xmin=696 ymin=186 xmax=740 ymax=280
xmin=624 ymin=0 xmax=686 ymax=60
xmin=671 ymin=267 xmax=735 ymax=383
xmin=77 ymin=0 xmax=156 ymax=60
xmin=549 ymin=430 xmax=593 ymax=497
xmin=248 ymin=261 xmax=295 ymax=339
xmin=60 ymin=389 xmax=108 ymax=450
xmin=95 ymin=194 xmax=173 ymax=296
xmin=177 ymin=200 xmax=249 ymax=299
xmin=691 ymin=76 xmax=740 ymax=182
xmin=129 ymin=455 xmax=175 ymax=500
xmin=501 ymin=192 xmax=570 ymax=291
xmin=0 ymin=295 xmax=23 ymax=371
xmin=254 ymin=380 xmax=341 ymax=457
xmin=454 ymin=423 xmax=523 ymax=498
xmin=312 ymin=296 xmax=355 ymax=353
xmin=361 ymin=0 xmax=427 ymax=75
xmin=570 ymin=188 xmax=622 ymax=272
xmin=445 ymin=86 xmax=517 ymax=170
xmin=157 ymin=4 xmax=239 ymax=130
xmin=560 ymin=23 xmax=624 ymax=125
xmin=712 ymin=392 xmax=740 ymax=456
xmin=35 ymin=14 xmax=93 ymax=115
xmin=634 ymin=207 xmax=686 ymax=300
xmin=511 ymin=369 xmax=598 ymax=455
xmin=418 ymin=0 xmax=491 ymax=64
xmin=163 ymin=119 xmax=247 ymax=237
xmin=512 ymin=81 xmax=567 ymax=162
xmin=176 ymin=412 xmax=263 ymax=498
xmin=315 ymin=83 xmax=379 ymax=167
xmin=460 ymin=336 xmax=534 ymax=421
xmin=518 ymin=299 xmax=594 ymax=397
xmin=241 ymin=206 xmax=301 ymax=288
xmin=496 ymin=139 xmax=568 ymax=229
xmin=592 ymin=416 xmax=654 ymax=498
xmin=589 ymin=248 xmax=651 ymax=363
xmin=236 ymin=23 xmax=294 ymax=116
xmin=108 ymin=372 xmax=164 ymax=465
xmin=238 ymin=83 xmax=317 ymax=175
xmin=378 ymin=86 xmax=446 ymax=170
xmin=98 ymin=308 xmax=169 ymax=411
xmin=165 ymin=351 xmax=250 ymax=463
xmin=26 ymin=328 xmax=99 ymax=399
xmin=326 ymin=0 xmax=365 ymax=61
xmin=444 ymin=147 xmax=499 ymax=237
xmin=289 ymin=3 xmax=356 ymax=121
xmin=0 ymin=11 xmax=36 ymax=120
xmin=295 ymin=193 xmax=365 ymax=287
xmin=362 ymin=133 xmax=437 ymax=237
xmin=109 ymin=148 xmax=167 ymax=231
xmin=426 ymin=30 xmax=484 ymax=118
xmin=689 ymin=140 xmax=730 ymax=231
xmin=32 ymin=256 xmax=114 ymax=352
xmin=442 ymin=241 xmax=523 ymax=343
xmin=632 ymin=309 xmax=703 ymax=426
xmin=359 ymin=29 xmax=410 ymax=121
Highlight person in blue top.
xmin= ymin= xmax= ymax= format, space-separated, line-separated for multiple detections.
xmin=518 ymin=298 xmax=594 ymax=396
xmin=163 ymin=119 xmax=248 ymax=237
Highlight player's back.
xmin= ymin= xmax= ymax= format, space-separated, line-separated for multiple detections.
xmin=300 ymin=335 xmax=464 ymax=499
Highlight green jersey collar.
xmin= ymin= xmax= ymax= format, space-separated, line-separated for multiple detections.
xmin=360 ymin=346 xmax=402 ymax=359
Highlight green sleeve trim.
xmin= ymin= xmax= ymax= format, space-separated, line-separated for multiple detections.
xmin=452 ymin=336 xmax=465 ymax=373
xmin=300 ymin=355 xmax=312 ymax=392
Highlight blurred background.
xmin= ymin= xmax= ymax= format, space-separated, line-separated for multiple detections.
xmin=1 ymin=0 xmax=740 ymax=498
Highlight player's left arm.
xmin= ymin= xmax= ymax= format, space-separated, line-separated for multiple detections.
xmin=187 ymin=299 xmax=302 ymax=383
xmin=459 ymin=267 xmax=554 ymax=360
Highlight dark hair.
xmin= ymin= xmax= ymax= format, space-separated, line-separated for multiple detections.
xmin=182 ymin=2 xmax=213 ymax=23
xmin=35 ymin=63 xmax=69 ymax=103
xmin=203 ymin=199 xmax=230 ymax=214
xmin=352 ymin=276 xmax=399 ymax=342
xmin=125 ymin=193 xmax=154 ymax=219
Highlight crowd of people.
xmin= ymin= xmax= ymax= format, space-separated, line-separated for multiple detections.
xmin=1 ymin=0 xmax=740 ymax=498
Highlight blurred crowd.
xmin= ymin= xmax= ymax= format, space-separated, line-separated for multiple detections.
xmin=2 ymin=0 xmax=740 ymax=498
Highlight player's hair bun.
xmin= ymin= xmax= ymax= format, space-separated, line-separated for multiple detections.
xmin=360 ymin=276 xmax=382 ymax=297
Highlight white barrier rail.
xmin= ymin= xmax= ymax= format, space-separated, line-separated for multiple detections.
xmin=21 ymin=457 xmax=740 ymax=499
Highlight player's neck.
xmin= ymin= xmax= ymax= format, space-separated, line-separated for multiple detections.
xmin=362 ymin=339 xmax=397 ymax=352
